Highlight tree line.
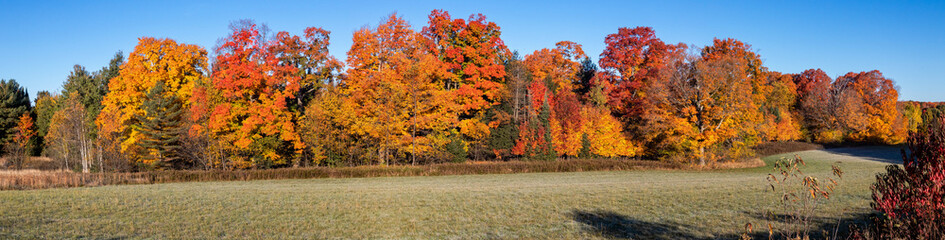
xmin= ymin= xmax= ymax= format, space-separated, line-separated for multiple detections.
xmin=1 ymin=10 xmax=922 ymax=171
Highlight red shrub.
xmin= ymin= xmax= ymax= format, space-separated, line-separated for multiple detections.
xmin=870 ymin=117 xmax=945 ymax=239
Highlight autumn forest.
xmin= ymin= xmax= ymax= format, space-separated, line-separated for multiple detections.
xmin=2 ymin=10 xmax=921 ymax=172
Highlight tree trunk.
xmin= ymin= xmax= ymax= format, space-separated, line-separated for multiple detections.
xmin=79 ymin=136 xmax=89 ymax=173
xmin=98 ymin=144 xmax=104 ymax=173
xmin=699 ymin=146 xmax=706 ymax=166
xmin=412 ymin=88 xmax=417 ymax=166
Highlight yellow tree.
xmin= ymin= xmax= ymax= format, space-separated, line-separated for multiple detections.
xmin=651 ymin=47 xmax=756 ymax=165
xmin=97 ymin=37 xmax=207 ymax=166
xmin=900 ymin=101 xmax=922 ymax=135
xmin=343 ymin=14 xmax=454 ymax=164
xmin=581 ymin=106 xmax=639 ymax=157
xmin=700 ymin=38 xmax=767 ymax=145
xmin=48 ymin=95 xmax=92 ymax=171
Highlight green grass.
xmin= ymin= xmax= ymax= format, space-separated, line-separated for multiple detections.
xmin=0 ymin=147 xmax=900 ymax=239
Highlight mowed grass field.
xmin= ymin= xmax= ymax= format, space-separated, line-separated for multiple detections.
xmin=0 ymin=147 xmax=900 ymax=239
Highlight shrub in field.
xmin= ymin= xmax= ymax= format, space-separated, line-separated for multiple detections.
xmin=752 ymin=154 xmax=843 ymax=239
xmin=868 ymin=117 xmax=945 ymax=239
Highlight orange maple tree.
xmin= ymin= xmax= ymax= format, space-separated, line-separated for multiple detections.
xmin=650 ymin=46 xmax=756 ymax=165
xmin=422 ymin=10 xmax=510 ymax=142
xmin=523 ymin=41 xmax=588 ymax=156
xmin=193 ymin=21 xmax=339 ymax=168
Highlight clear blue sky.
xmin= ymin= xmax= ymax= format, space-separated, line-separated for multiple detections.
xmin=2 ymin=0 xmax=943 ymax=102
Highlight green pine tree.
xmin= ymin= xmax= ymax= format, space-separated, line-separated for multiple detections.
xmin=32 ymin=91 xmax=60 ymax=156
xmin=445 ymin=130 xmax=468 ymax=163
xmin=133 ymin=82 xmax=185 ymax=169
xmin=487 ymin=99 xmax=517 ymax=158
xmin=579 ymin=133 xmax=592 ymax=159
xmin=537 ymin=100 xmax=556 ymax=161
xmin=0 ymin=79 xmax=31 ymax=151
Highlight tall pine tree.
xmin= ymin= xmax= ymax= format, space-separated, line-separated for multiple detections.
xmin=134 ymin=82 xmax=185 ymax=169
xmin=0 ymin=79 xmax=31 ymax=150
xmin=536 ymin=100 xmax=556 ymax=160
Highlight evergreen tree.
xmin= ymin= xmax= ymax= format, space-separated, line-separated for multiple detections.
xmin=445 ymin=130 xmax=468 ymax=163
xmin=61 ymin=52 xmax=122 ymax=140
xmin=0 ymin=79 xmax=31 ymax=149
xmin=575 ymin=57 xmax=597 ymax=100
xmin=134 ymin=82 xmax=185 ymax=169
xmin=97 ymin=51 xmax=124 ymax=96
xmin=579 ymin=133 xmax=592 ymax=158
xmin=63 ymin=65 xmax=103 ymax=136
xmin=32 ymin=91 xmax=60 ymax=156
xmin=536 ymin=100 xmax=556 ymax=160
xmin=487 ymin=99 xmax=517 ymax=159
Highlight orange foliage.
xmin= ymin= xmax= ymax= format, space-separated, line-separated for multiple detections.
xmin=650 ymin=48 xmax=756 ymax=165
xmin=758 ymin=71 xmax=803 ymax=141
xmin=700 ymin=38 xmax=766 ymax=142
xmin=524 ymin=42 xmax=588 ymax=157
xmin=520 ymin=41 xmax=639 ymax=158
xmin=422 ymin=10 xmax=509 ymax=141
xmin=524 ymin=41 xmax=586 ymax=92
xmin=834 ymin=70 xmax=903 ymax=144
xmin=98 ymin=37 xmax=207 ymax=163
xmin=343 ymin=15 xmax=454 ymax=164
xmin=193 ymin=21 xmax=341 ymax=168
xmin=599 ymin=27 xmax=680 ymax=121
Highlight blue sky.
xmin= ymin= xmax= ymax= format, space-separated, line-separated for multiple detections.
xmin=1 ymin=0 xmax=943 ymax=102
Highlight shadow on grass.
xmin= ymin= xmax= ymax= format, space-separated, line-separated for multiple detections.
xmin=570 ymin=209 xmax=873 ymax=239
xmin=569 ymin=210 xmax=704 ymax=239
xmin=821 ymin=146 xmax=904 ymax=165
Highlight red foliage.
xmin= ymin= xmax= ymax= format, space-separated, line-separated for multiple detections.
xmin=511 ymin=80 xmax=554 ymax=158
xmin=422 ymin=9 xmax=509 ymax=114
xmin=598 ymin=27 xmax=679 ymax=119
xmin=871 ymin=117 xmax=945 ymax=238
xmin=793 ymin=69 xmax=832 ymax=98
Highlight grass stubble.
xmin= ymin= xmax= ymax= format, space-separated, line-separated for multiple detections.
xmin=0 ymin=146 xmax=898 ymax=239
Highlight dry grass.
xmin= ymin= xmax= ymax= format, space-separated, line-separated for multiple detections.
xmin=0 ymin=147 xmax=899 ymax=239
xmin=752 ymin=141 xmax=825 ymax=157
xmin=0 ymin=159 xmax=681 ymax=190
xmin=0 ymin=156 xmax=59 ymax=170
xmin=0 ymin=141 xmax=825 ymax=191
xmin=704 ymin=158 xmax=767 ymax=169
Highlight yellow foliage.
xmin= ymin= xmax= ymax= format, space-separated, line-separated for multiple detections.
xmin=97 ymin=37 xmax=207 ymax=164
xmin=458 ymin=118 xmax=490 ymax=141
xmin=342 ymin=15 xmax=456 ymax=163
xmin=581 ymin=107 xmax=639 ymax=157
xmin=550 ymin=117 xmax=583 ymax=157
